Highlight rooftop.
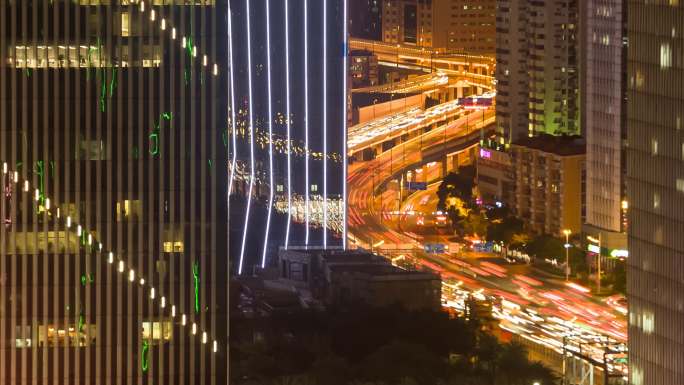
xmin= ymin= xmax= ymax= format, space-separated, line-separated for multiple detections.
xmin=512 ymin=134 xmax=585 ymax=156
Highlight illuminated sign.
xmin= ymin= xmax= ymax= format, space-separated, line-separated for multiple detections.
xmin=587 ymin=244 xmax=600 ymax=254
xmin=480 ymin=148 xmax=492 ymax=159
xmin=610 ymin=249 xmax=629 ymax=258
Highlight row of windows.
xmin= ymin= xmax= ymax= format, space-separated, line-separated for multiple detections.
xmin=11 ymin=320 xmax=172 ymax=349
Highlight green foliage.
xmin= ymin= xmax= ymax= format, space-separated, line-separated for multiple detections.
xmin=231 ymin=305 xmax=557 ymax=385
xmin=608 ymin=260 xmax=626 ymax=294
xmin=437 ymin=166 xmax=476 ymax=210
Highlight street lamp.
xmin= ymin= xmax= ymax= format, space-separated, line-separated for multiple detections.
xmin=563 ymin=229 xmax=571 ymax=281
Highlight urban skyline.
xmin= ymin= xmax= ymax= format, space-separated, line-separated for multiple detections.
xmin=0 ymin=0 xmax=682 ymax=384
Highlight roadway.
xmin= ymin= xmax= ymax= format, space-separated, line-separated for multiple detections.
xmin=347 ymin=111 xmax=628 ymax=380
xmin=349 ymin=96 xmax=495 ymax=154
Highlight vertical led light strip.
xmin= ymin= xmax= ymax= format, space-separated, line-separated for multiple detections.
xmin=238 ymin=0 xmax=256 ymax=275
xmin=304 ymin=0 xmax=310 ymax=245
xmin=342 ymin=0 xmax=349 ymax=249
xmin=227 ymin=6 xmax=238 ymax=197
xmin=261 ymin=0 xmax=274 ymax=268
xmin=322 ymin=0 xmax=328 ymax=248
xmin=284 ymin=0 xmax=292 ymax=249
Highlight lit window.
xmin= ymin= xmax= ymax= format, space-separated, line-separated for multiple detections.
xmin=38 ymin=324 xmax=96 ymax=347
xmin=142 ymin=320 xmax=173 ymax=344
xmin=642 ymin=311 xmax=655 ymax=334
xmin=311 ymin=184 xmax=318 ymax=192
xmin=121 ymin=12 xmax=130 ymax=37
xmin=653 ymin=192 xmax=660 ymax=209
xmin=660 ymin=43 xmax=672 ymax=68
xmin=651 ymin=138 xmax=658 ymax=155
xmin=162 ymin=241 xmax=184 ymax=253
xmin=677 ymin=179 xmax=684 ymax=192
xmin=632 ymin=366 xmax=644 ymax=385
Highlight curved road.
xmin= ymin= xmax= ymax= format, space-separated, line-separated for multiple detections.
xmin=347 ymin=110 xmax=628 ymax=378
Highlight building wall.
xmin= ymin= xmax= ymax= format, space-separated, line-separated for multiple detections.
xmin=511 ymin=145 xmax=585 ymax=235
xmin=495 ymin=0 xmax=528 ymax=142
xmin=626 ymin=2 xmax=684 ymax=384
xmin=476 ymin=147 xmax=513 ymax=204
xmin=432 ymin=0 xmax=496 ymax=54
xmin=381 ymin=0 xmax=495 ymax=54
xmin=382 ymin=0 xmax=434 ymax=47
xmin=584 ymin=0 xmax=627 ymax=234
xmin=0 ymin=2 xmax=228 ymax=384
xmin=496 ymin=0 xmax=579 ymax=141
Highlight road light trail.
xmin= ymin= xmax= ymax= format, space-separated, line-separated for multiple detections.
xmin=261 ymin=0 xmax=275 ymax=268
xmin=238 ymin=0 xmax=256 ymax=274
xmin=284 ymin=0 xmax=292 ymax=249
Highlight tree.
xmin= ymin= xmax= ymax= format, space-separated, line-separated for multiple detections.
xmin=487 ymin=216 xmax=524 ymax=245
xmin=523 ymin=235 xmax=565 ymax=260
xmin=358 ymin=341 xmax=448 ymax=385
xmin=437 ymin=166 xmax=476 ymax=210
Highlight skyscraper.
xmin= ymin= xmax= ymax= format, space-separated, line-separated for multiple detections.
xmin=582 ymin=0 xmax=627 ymax=255
xmin=228 ymin=0 xmax=348 ymax=274
xmin=496 ymin=0 xmax=579 ymax=141
xmin=627 ymin=2 xmax=684 ymax=384
xmin=0 ymin=2 xmax=228 ymax=384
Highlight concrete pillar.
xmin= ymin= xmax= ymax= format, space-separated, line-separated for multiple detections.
xmin=457 ymin=86 xmax=463 ymax=99
xmin=477 ymin=87 xmax=483 ymax=96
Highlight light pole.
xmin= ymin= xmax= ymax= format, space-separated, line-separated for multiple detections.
xmin=563 ymin=229 xmax=571 ymax=281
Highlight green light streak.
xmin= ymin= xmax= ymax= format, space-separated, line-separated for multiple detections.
xmin=192 ymin=261 xmax=200 ymax=314
xmin=109 ymin=68 xmax=117 ymax=97
xmin=141 ymin=340 xmax=150 ymax=373
xmin=100 ymin=74 xmax=107 ymax=112
xmin=149 ymin=112 xmax=173 ymax=157
xmin=149 ymin=133 xmax=159 ymax=156
xmin=80 ymin=273 xmax=94 ymax=287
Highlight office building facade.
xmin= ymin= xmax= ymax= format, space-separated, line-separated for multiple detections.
xmin=381 ymin=0 xmax=495 ymax=53
xmin=582 ymin=0 xmax=627 ymax=252
xmin=0 ymin=2 xmax=228 ymax=384
xmin=496 ymin=0 xmax=579 ymax=141
xmin=626 ymin=2 xmax=684 ymax=384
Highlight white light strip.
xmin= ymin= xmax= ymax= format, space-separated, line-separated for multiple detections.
xmin=284 ymin=0 xmax=292 ymax=249
xmin=227 ymin=6 xmax=238 ymax=198
xmin=261 ymin=0 xmax=275 ymax=269
xmin=304 ymin=0 xmax=310 ymax=245
xmin=238 ymin=0 xmax=256 ymax=275
xmin=322 ymin=0 xmax=328 ymax=248
xmin=342 ymin=0 xmax=349 ymax=249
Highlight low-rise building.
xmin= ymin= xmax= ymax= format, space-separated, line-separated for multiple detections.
xmin=477 ymin=146 xmax=513 ymax=204
xmin=510 ymin=135 xmax=585 ymax=235
xmin=278 ymin=247 xmax=441 ymax=311
xmin=349 ymin=50 xmax=379 ymax=88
